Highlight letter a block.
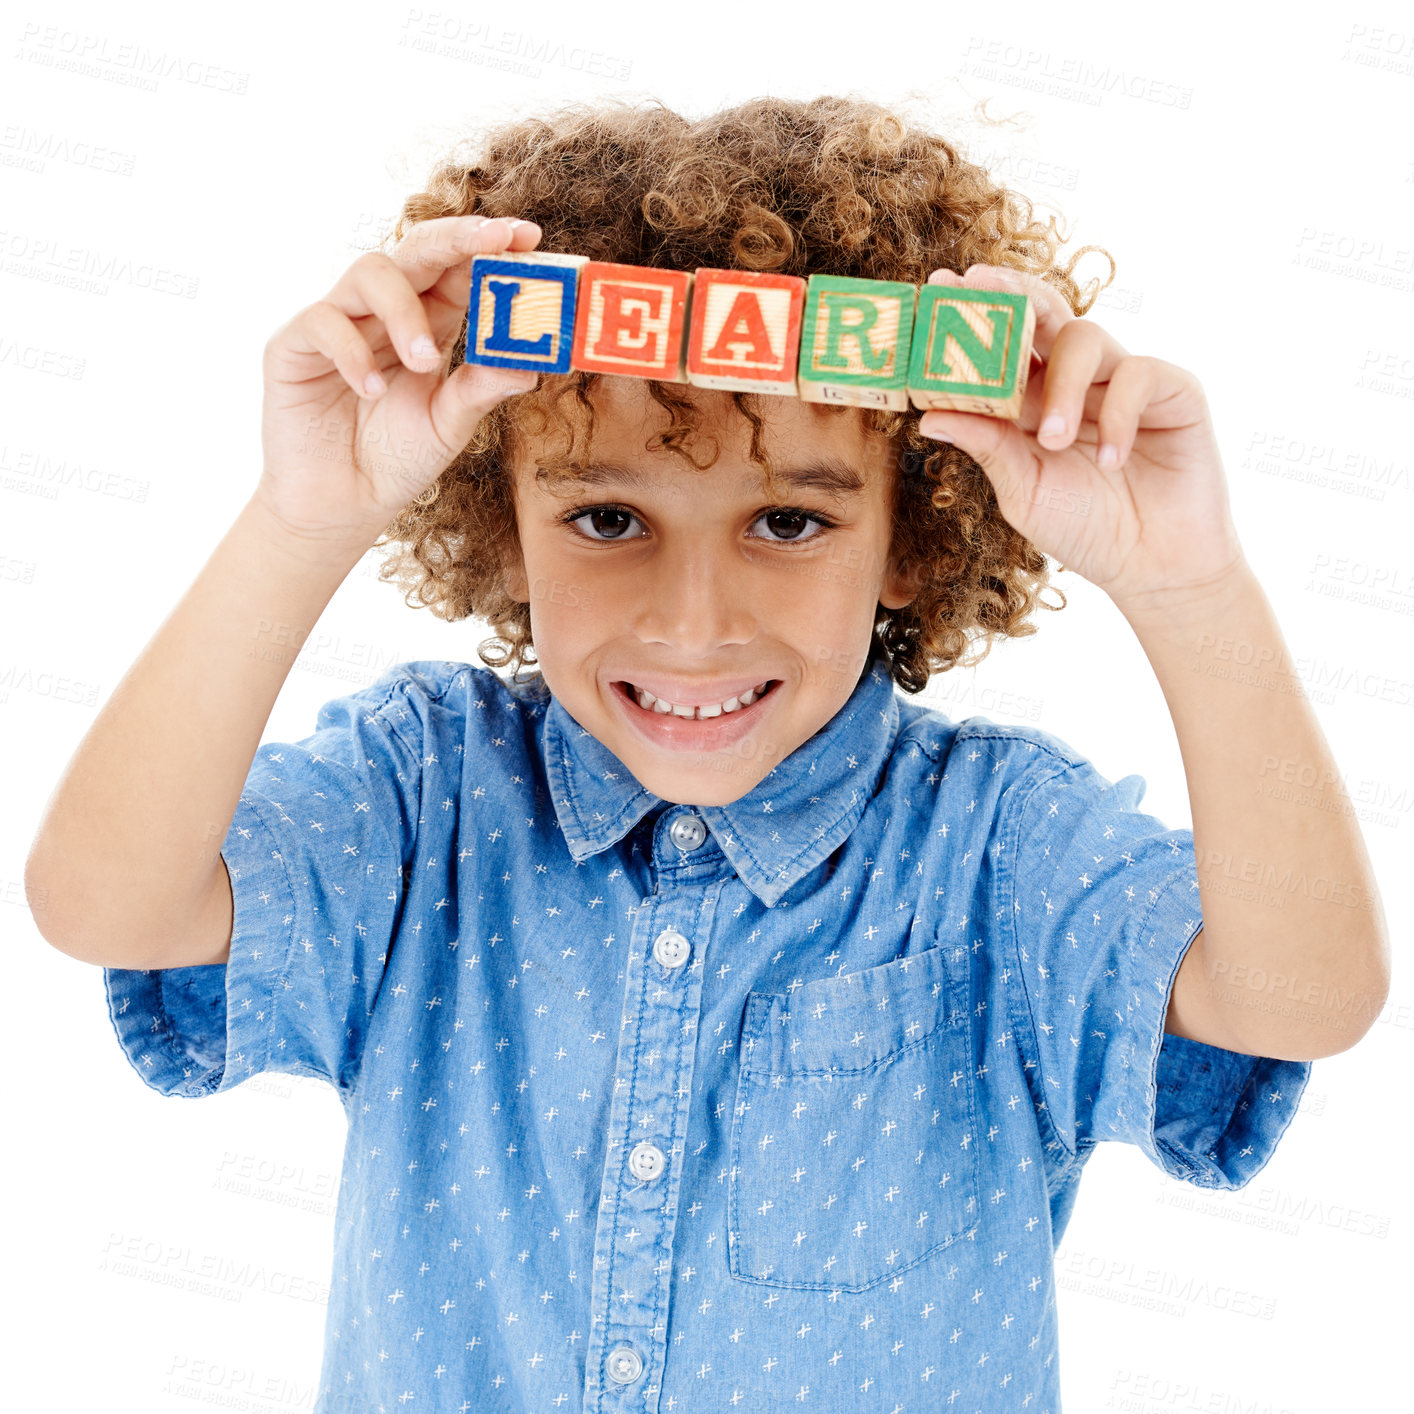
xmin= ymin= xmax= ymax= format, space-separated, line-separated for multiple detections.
xmin=466 ymin=251 xmax=589 ymax=374
xmin=571 ymin=263 xmax=693 ymax=381
xmin=685 ymin=269 xmax=806 ymax=396
xmin=907 ymin=285 xmax=1034 ymax=418
xmin=798 ymin=275 xmax=917 ymax=411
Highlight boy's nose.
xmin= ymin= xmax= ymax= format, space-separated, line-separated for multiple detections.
xmin=632 ymin=554 xmax=757 ymax=652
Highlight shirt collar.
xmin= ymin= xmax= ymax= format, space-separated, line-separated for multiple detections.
xmin=540 ymin=646 xmax=901 ymax=908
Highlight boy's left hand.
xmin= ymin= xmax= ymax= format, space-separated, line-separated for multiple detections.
xmin=917 ymin=264 xmax=1249 ymax=617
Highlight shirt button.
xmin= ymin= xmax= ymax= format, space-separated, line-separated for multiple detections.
xmin=607 ymin=1345 xmax=643 ymax=1383
xmin=628 ymin=1141 xmax=666 ymax=1181
xmin=668 ymin=812 xmax=707 ymax=852
xmin=652 ymin=928 xmax=691 ymax=969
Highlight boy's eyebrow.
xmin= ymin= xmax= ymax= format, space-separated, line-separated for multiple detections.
xmin=544 ymin=457 xmax=868 ymax=503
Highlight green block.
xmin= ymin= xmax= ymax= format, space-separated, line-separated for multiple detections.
xmin=907 ymin=285 xmax=1031 ymax=404
xmin=798 ymin=275 xmax=917 ymax=406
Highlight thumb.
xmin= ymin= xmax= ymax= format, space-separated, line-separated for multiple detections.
xmin=918 ymin=410 xmax=1039 ymax=520
xmin=430 ymin=359 xmax=538 ymax=449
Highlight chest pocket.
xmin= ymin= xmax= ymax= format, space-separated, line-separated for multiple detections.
xmin=727 ymin=941 xmax=980 ymax=1292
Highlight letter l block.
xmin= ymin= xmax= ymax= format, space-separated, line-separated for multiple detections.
xmin=466 ymin=251 xmax=589 ymax=373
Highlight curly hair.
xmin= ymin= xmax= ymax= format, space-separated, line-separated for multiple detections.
xmin=374 ymin=94 xmax=1115 ymax=694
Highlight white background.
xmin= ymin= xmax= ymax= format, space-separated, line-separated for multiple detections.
xmin=5 ymin=0 xmax=1411 ymax=1408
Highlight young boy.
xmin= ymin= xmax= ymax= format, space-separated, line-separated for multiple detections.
xmin=29 ymin=96 xmax=1388 ymax=1412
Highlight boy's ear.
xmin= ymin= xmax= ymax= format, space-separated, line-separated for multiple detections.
xmin=879 ymin=554 xmax=923 ymax=611
xmin=500 ymin=542 xmax=530 ymax=604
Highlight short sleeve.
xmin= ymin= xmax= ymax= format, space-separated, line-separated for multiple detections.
xmin=103 ymin=663 xmax=436 ymax=1102
xmin=998 ymin=741 xmax=1312 ymax=1190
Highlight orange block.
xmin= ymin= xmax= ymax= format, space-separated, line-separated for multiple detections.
xmin=684 ymin=269 xmax=806 ymax=396
xmin=570 ymin=263 xmax=693 ymax=381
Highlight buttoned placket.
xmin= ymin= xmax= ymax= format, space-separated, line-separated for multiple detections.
xmin=582 ymin=804 xmax=729 ymax=1414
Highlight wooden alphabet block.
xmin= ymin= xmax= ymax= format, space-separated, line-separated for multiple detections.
xmin=907 ymin=285 xmax=1034 ymax=418
xmin=466 ymin=251 xmax=589 ymax=374
xmin=685 ymin=269 xmax=806 ymax=396
xmin=798 ymin=275 xmax=917 ymax=411
xmin=570 ymin=263 xmax=693 ymax=381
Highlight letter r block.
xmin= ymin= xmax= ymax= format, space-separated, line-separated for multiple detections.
xmin=798 ymin=275 xmax=917 ymax=411
xmin=466 ymin=251 xmax=589 ymax=374
xmin=907 ymin=285 xmax=1035 ymax=418
xmin=685 ymin=269 xmax=806 ymax=396
xmin=570 ymin=263 xmax=693 ymax=381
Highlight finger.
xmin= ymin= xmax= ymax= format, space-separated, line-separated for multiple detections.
xmin=282 ymin=300 xmax=390 ymax=398
xmin=418 ymin=219 xmax=542 ymax=343
xmin=325 ymin=250 xmax=455 ymax=376
xmin=1094 ymin=356 xmax=1185 ymax=469
xmin=1034 ymin=318 xmax=1122 ymax=451
xmin=418 ymin=217 xmax=546 ymax=340
xmin=426 ymin=361 xmax=539 ymax=460
xmin=916 ymin=408 xmax=1045 ymax=524
xmin=388 ymin=214 xmax=542 ymax=294
xmin=325 ymin=218 xmax=544 ymax=377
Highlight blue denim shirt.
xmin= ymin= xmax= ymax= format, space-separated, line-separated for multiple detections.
xmin=104 ymin=648 xmax=1312 ymax=1412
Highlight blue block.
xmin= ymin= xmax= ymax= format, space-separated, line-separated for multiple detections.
xmin=466 ymin=255 xmax=583 ymax=373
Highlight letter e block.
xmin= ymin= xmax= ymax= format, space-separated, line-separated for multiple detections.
xmin=907 ymin=285 xmax=1035 ymax=418
xmin=685 ymin=269 xmax=806 ymax=396
xmin=798 ymin=275 xmax=917 ymax=411
xmin=466 ymin=251 xmax=589 ymax=374
xmin=571 ymin=263 xmax=693 ymax=381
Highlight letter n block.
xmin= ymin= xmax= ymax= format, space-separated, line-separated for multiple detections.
xmin=685 ymin=269 xmax=806 ymax=396
xmin=907 ymin=285 xmax=1035 ymax=418
xmin=570 ymin=263 xmax=693 ymax=381
xmin=798 ymin=275 xmax=917 ymax=410
xmin=466 ymin=251 xmax=589 ymax=374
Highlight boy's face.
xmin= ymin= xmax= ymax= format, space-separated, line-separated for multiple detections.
xmin=501 ymin=378 xmax=918 ymax=807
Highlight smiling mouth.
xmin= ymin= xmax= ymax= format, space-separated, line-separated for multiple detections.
xmin=614 ymin=679 xmax=781 ymax=720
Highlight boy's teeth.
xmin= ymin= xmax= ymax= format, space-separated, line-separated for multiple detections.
xmin=632 ymin=681 xmax=772 ymax=719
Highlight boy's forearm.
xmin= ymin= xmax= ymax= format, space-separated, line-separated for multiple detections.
xmin=1115 ymin=564 xmax=1391 ymax=1057
xmin=25 ymin=494 xmax=374 ymax=965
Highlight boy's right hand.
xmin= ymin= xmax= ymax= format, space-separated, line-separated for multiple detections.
xmin=256 ymin=214 xmax=543 ymax=550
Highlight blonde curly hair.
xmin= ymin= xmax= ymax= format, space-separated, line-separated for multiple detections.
xmin=375 ymin=94 xmax=1115 ymax=694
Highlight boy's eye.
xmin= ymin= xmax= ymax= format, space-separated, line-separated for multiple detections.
xmin=561 ymin=505 xmax=835 ymax=544
xmin=752 ymin=510 xmax=831 ymax=543
xmin=565 ymin=506 xmax=641 ymax=541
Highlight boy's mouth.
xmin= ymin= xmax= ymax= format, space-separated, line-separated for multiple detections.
xmin=613 ymin=678 xmax=780 ymax=721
